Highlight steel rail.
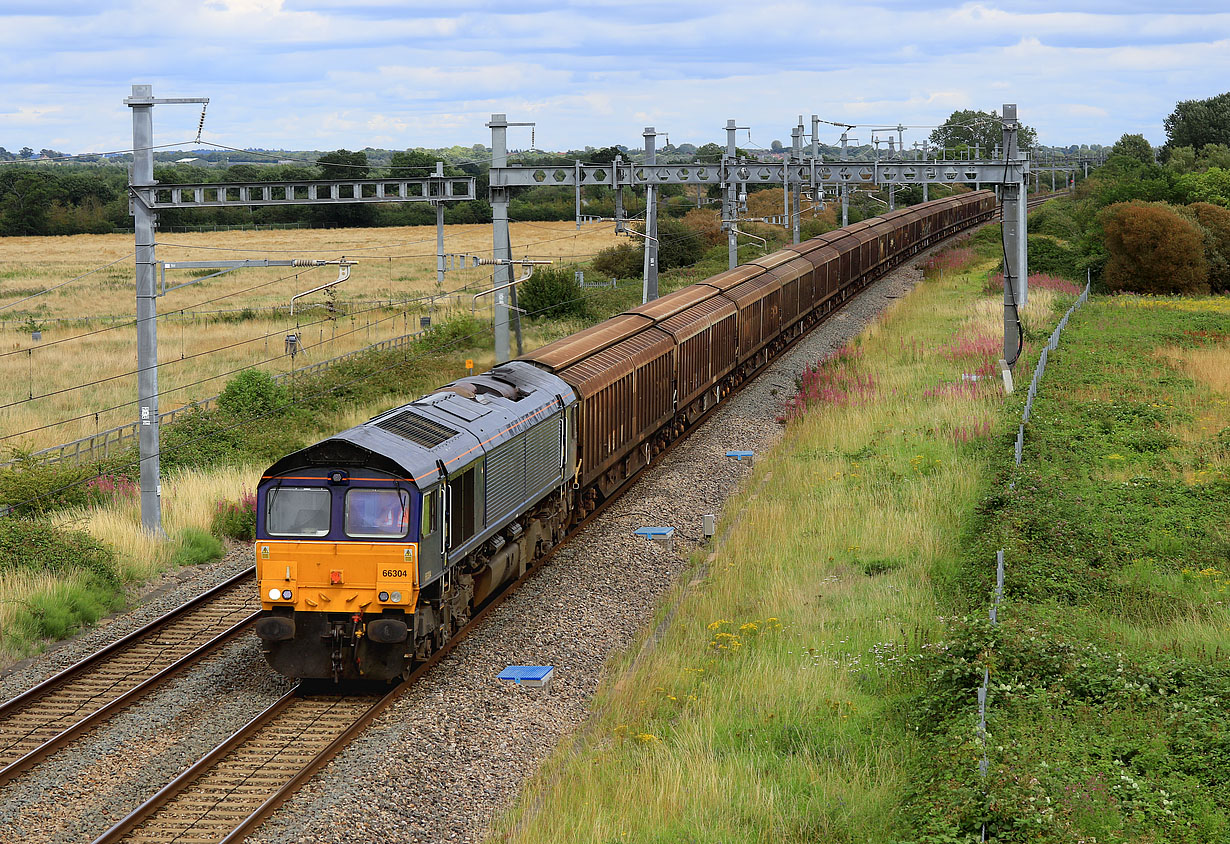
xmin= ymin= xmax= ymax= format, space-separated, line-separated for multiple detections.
xmin=0 ymin=567 xmax=258 ymax=786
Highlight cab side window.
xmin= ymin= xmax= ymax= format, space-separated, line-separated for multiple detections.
xmin=421 ymin=488 xmax=436 ymax=538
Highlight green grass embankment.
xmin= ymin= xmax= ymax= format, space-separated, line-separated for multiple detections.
xmin=918 ymin=295 xmax=1230 ymax=842
xmin=492 ymin=239 xmax=1071 ymax=843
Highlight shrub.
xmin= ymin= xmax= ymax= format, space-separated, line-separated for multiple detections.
xmin=0 ymin=518 xmax=120 ymax=587
xmin=216 ymin=369 xmax=289 ymax=420
xmin=1028 ymin=204 xmax=1082 ymax=240
xmin=517 ymin=265 xmax=590 ymax=320
xmin=0 ymin=459 xmax=97 ymax=517
xmin=653 ymin=215 xmax=706 ymax=271
xmin=211 ymin=488 xmax=257 ymax=541
xmin=171 ymin=527 xmax=224 ymax=567
xmin=1182 ymin=202 xmax=1230 ymax=293
xmin=1098 ymin=201 xmax=1209 ymax=294
xmin=591 ymin=241 xmax=643 ymax=280
xmin=1027 ymin=234 xmax=1081 ymax=279
xmin=681 ymin=208 xmax=724 ymax=246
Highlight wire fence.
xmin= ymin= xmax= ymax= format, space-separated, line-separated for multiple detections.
xmin=0 ymin=325 xmax=431 ymax=470
xmin=977 ymin=278 xmax=1090 ymax=841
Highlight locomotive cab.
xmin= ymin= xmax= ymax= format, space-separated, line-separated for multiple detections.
xmin=254 ymin=460 xmax=438 ymax=682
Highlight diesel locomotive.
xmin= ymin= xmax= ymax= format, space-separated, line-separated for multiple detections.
xmin=253 ymin=190 xmax=996 ymax=682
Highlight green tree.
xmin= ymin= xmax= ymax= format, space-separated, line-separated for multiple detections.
xmin=587 ymin=146 xmax=625 ymax=164
xmin=929 ymin=109 xmax=1037 ymax=156
xmin=317 ymin=149 xmax=369 ymax=179
xmin=1110 ymin=133 xmax=1154 ymax=165
xmin=1163 ymin=91 xmax=1230 ymax=154
xmin=389 ymin=148 xmax=458 ymax=176
xmin=0 ymin=171 xmax=53 ymax=235
xmin=314 ymin=149 xmax=374 ymax=227
xmin=1173 ymin=168 xmax=1230 ymax=206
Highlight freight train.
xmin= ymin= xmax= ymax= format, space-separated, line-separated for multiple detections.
xmin=253 ymin=190 xmax=997 ymax=682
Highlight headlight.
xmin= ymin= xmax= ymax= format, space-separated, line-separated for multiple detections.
xmin=268 ymin=588 xmax=281 ymax=601
xmin=391 ymin=591 xmax=402 ymax=603
xmin=281 ymin=589 xmax=293 ymax=600
xmin=378 ymin=591 xmax=390 ymax=602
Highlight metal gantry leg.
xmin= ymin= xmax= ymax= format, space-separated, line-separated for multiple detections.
xmin=642 ymin=127 xmax=660 ymax=303
xmin=128 ymin=85 xmax=164 ymax=537
xmin=489 ymin=114 xmax=512 ymax=364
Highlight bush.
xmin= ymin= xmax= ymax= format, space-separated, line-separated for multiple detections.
xmin=1027 ymin=234 xmax=1082 ymax=279
xmin=1099 ymin=201 xmax=1209 ymax=294
xmin=517 ymin=265 xmax=590 ymax=320
xmin=653 ymin=215 xmax=707 ymax=271
xmin=216 ymin=369 xmax=289 ymax=420
xmin=681 ymin=208 xmax=724 ymax=246
xmin=0 ymin=459 xmax=99 ymax=517
xmin=1181 ymin=202 xmax=1230 ymax=293
xmin=1028 ymin=204 xmax=1082 ymax=240
xmin=591 ymin=241 xmax=643 ymax=280
xmin=0 ymin=518 xmax=120 ymax=586
xmin=211 ymin=489 xmax=257 ymax=541
xmin=171 ymin=527 xmax=224 ymax=567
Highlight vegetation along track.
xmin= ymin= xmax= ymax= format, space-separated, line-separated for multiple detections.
xmin=0 ymin=568 xmax=257 ymax=785
xmin=88 ymin=202 xmax=1002 ymax=844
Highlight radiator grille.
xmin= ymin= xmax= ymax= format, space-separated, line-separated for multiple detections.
xmin=374 ymin=410 xmax=458 ymax=448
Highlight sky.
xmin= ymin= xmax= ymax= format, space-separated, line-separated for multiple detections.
xmin=2 ymin=1 xmax=1228 ymax=157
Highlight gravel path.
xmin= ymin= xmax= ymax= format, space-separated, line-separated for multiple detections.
xmin=246 ymin=262 xmax=929 ymax=844
xmin=0 ymin=255 xmax=929 ymax=844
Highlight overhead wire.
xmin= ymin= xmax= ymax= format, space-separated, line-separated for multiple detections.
xmin=0 ymin=141 xmax=201 ymax=166
xmin=3 ymin=283 xmax=615 ymax=514
xmin=0 ymin=268 xmax=502 ymax=440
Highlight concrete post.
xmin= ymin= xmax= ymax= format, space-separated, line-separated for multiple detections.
xmin=488 ymin=114 xmax=512 ymax=363
xmin=642 ymin=127 xmax=659 ymax=303
xmin=922 ymin=139 xmax=929 ymax=202
xmin=127 ymin=84 xmax=163 ymax=537
xmin=726 ymin=119 xmax=738 ymax=269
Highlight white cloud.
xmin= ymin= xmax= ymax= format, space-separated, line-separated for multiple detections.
xmin=1 ymin=1 xmax=1228 ymax=152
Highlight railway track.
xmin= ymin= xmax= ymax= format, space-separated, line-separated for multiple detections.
xmin=991 ymin=190 xmax=1062 ymax=220
xmin=86 ymin=214 xmax=993 ymax=844
xmin=0 ymin=567 xmax=258 ymax=786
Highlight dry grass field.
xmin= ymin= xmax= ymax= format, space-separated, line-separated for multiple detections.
xmin=0 ymin=221 xmax=619 ymax=453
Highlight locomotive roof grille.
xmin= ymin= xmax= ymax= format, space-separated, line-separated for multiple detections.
xmin=374 ymin=410 xmax=459 ymax=448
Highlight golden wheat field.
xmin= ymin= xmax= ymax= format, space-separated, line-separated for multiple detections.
xmin=0 ymin=221 xmax=620 ymax=454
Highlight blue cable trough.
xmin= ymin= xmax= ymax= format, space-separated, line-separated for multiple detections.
xmin=634 ymin=526 xmax=676 ymax=551
xmin=498 ymin=665 xmax=555 ymax=692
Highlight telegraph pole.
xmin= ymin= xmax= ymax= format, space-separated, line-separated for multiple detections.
xmin=725 ymin=119 xmax=738 ymax=270
xmin=642 ymin=127 xmax=660 ymax=303
xmin=125 ymin=84 xmax=207 ymax=536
